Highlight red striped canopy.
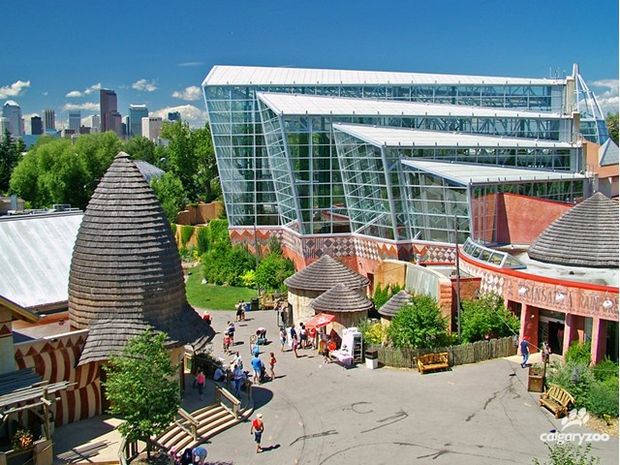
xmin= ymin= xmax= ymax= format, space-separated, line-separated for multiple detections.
xmin=305 ymin=312 xmax=335 ymax=329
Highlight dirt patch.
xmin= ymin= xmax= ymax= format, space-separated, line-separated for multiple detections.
xmin=587 ymin=416 xmax=619 ymax=438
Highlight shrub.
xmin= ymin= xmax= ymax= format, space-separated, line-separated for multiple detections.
xmin=565 ymin=341 xmax=592 ymax=366
xmin=372 ymin=283 xmax=404 ymax=309
xmin=587 ymin=377 xmax=619 ymax=418
xmin=358 ymin=319 xmax=387 ymax=346
xmin=547 ymin=361 xmax=595 ymax=409
xmin=170 ymin=223 xmax=177 ymax=236
xmin=387 ymin=295 xmax=449 ymax=349
xmin=241 ymin=269 xmax=256 ymax=288
xmin=460 ymin=293 xmax=519 ymax=343
xmin=592 ymin=358 xmax=619 ymax=382
xmin=180 ymin=225 xmax=194 ymax=246
xmin=202 ymin=243 xmax=256 ymax=287
xmin=532 ymin=441 xmax=600 ymax=465
xmin=267 ymin=235 xmax=282 ymax=255
xmin=195 ymin=227 xmax=210 ymax=255
xmin=206 ymin=219 xmax=230 ymax=247
xmin=254 ymin=253 xmax=295 ymax=292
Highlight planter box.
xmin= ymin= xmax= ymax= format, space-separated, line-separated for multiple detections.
xmin=528 ymin=367 xmax=545 ymax=393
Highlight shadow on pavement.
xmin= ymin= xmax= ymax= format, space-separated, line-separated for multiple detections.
xmin=251 ymin=386 xmax=274 ymax=410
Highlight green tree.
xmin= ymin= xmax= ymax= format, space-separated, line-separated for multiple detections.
xmin=124 ymin=137 xmax=158 ymax=164
xmin=150 ymin=172 xmax=188 ymax=222
xmin=606 ymin=113 xmax=618 ymax=144
xmin=460 ymin=293 xmax=520 ymax=343
xmin=0 ymin=129 xmax=22 ymax=194
xmin=532 ymin=442 xmax=600 ymax=465
xmin=9 ymin=132 xmax=122 ymax=209
xmin=254 ymin=253 xmax=295 ymax=292
xmin=387 ymin=295 xmax=449 ymax=349
xmin=103 ymin=329 xmax=180 ymax=455
xmin=202 ymin=242 xmax=256 ymax=286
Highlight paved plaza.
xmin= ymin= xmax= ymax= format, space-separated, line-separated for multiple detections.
xmin=54 ymin=309 xmax=619 ymax=465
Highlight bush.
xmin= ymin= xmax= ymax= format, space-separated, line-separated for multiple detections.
xmin=196 ymin=227 xmax=210 ymax=255
xmin=180 ymin=225 xmax=194 ymax=246
xmin=592 ymin=358 xmax=619 ymax=382
xmin=372 ymin=283 xmax=404 ymax=309
xmin=460 ymin=293 xmax=520 ymax=343
xmin=254 ymin=253 xmax=295 ymax=292
xmin=565 ymin=341 xmax=592 ymax=366
xmin=202 ymin=243 xmax=256 ymax=287
xmin=170 ymin=223 xmax=177 ymax=236
xmin=532 ymin=441 xmax=600 ymax=465
xmin=241 ymin=270 xmax=256 ymax=288
xmin=206 ymin=219 xmax=230 ymax=248
xmin=387 ymin=295 xmax=449 ymax=349
xmin=587 ymin=377 xmax=619 ymax=418
xmin=547 ymin=361 xmax=595 ymax=409
xmin=358 ymin=320 xmax=387 ymax=346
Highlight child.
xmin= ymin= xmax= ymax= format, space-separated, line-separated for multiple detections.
xmin=269 ymin=352 xmax=276 ymax=379
xmin=227 ymin=321 xmax=235 ymax=346
xmin=223 ymin=332 xmax=231 ymax=354
xmin=279 ymin=327 xmax=287 ymax=352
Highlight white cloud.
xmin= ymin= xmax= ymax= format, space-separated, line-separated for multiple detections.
xmin=0 ymin=80 xmax=31 ymax=99
xmin=84 ymin=83 xmax=102 ymax=95
xmin=172 ymin=85 xmax=202 ymax=101
xmin=63 ymin=102 xmax=99 ymax=112
xmin=591 ymin=79 xmax=619 ymax=115
xmin=151 ymin=104 xmax=208 ymax=127
xmin=132 ymin=79 xmax=157 ymax=92
xmin=177 ymin=61 xmax=204 ymax=67
xmin=65 ymin=90 xmax=83 ymax=98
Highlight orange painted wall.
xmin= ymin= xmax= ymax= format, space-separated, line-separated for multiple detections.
xmin=495 ymin=194 xmax=572 ymax=245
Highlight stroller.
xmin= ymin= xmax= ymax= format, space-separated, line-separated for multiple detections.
xmin=256 ymin=327 xmax=268 ymax=345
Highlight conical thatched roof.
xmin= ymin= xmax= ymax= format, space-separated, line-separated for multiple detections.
xmin=284 ymin=255 xmax=369 ymax=291
xmin=69 ymin=152 xmax=212 ymax=365
xmin=310 ymin=283 xmax=373 ymax=313
xmin=378 ymin=290 xmax=411 ymax=318
xmin=528 ymin=192 xmax=619 ymax=268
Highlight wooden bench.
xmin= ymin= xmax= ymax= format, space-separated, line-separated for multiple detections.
xmin=539 ymin=384 xmax=574 ymax=418
xmin=417 ymin=352 xmax=449 ymax=374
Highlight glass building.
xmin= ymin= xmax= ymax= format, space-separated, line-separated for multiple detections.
xmin=202 ymin=65 xmax=603 ymax=246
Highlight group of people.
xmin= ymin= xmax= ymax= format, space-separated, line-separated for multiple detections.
xmin=170 ymin=445 xmax=208 ymax=465
xmin=279 ymin=322 xmax=318 ymax=357
xmin=222 ymin=321 xmax=236 ymax=354
xmin=520 ymin=336 xmax=552 ymax=368
xmin=235 ymin=300 xmax=248 ymax=321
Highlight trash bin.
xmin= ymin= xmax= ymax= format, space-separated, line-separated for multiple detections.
xmin=365 ymin=349 xmax=378 ymax=370
xmin=528 ymin=366 xmax=545 ymax=392
xmin=251 ymin=298 xmax=260 ymax=312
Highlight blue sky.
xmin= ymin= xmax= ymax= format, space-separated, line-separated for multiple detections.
xmin=1 ymin=0 xmax=618 ymax=128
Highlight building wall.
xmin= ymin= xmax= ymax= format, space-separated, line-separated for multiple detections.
xmin=0 ymin=308 xmax=16 ymax=375
xmin=287 ymin=289 xmax=322 ymax=324
xmin=14 ymin=330 xmax=101 ymax=426
xmin=495 ymin=194 xmax=573 ymax=244
xmin=175 ymin=201 xmax=224 ymax=226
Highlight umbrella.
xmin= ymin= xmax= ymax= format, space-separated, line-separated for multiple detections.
xmin=305 ymin=312 xmax=335 ymax=329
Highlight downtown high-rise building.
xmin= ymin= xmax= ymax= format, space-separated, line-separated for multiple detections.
xmin=2 ymin=101 xmax=23 ymax=136
xmin=129 ymin=104 xmax=149 ymax=137
xmin=31 ymin=115 xmax=43 ymax=135
xmin=100 ymin=89 xmax=122 ymax=135
xmin=82 ymin=114 xmax=100 ymax=133
xmin=44 ymin=109 xmax=56 ymax=131
xmin=141 ymin=116 xmax=162 ymax=142
xmin=68 ymin=111 xmax=81 ymax=133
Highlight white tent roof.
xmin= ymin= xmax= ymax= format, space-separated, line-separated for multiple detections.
xmin=401 ymin=159 xmax=585 ymax=185
xmin=256 ymin=92 xmax=564 ymax=120
xmin=203 ymin=65 xmax=565 ymax=87
xmin=333 ymin=123 xmax=577 ymax=149
xmin=0 ymin=211 xmax=82 ymax=311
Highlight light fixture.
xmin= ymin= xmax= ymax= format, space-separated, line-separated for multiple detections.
xmin=555 ymin=292 xmax=565 ymax=302
xmin=518 ymin=286 xmax=528 ymax=296
xmin=602 ymin=300 xmax=613 ymax=310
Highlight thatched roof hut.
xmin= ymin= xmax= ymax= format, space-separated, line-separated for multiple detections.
xmin=528 ymin=192 xmax=619 ymax=268
xmin=284 ymin=255 xmax=369 ymax=291
xmin=309 ymin=283 xmax=373 ymax=332
xmin=378 ymin=290 xmax=411 ymax=320
xmin=68 ymin=152 xmax=212 ymax=365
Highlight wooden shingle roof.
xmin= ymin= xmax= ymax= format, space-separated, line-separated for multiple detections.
xmin=378 ymin=290 xmax=412 ymax=317
xmin=528 ymin=192 xmax=619 ymax=268
xmin=310 ymin=283 xmax=373 ymax=313
xmin=68 ymin=152 xmax=212 ymax=365
xmin=284 ymin=255 xmax=369 ymax=291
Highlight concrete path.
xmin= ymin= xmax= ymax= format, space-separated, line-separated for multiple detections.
xmin=53 ymin=308 xmax=619 ymax=465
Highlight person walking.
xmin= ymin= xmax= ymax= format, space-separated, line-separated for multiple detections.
xmin=269 ymin=352 xmax=277 ymax=379
xmin=520 ymin=336 xmax=530 ymax=368
xmin=232 ymin=364 xmax=245 ymax=398
xmin=250 ymin=413 xmax=265 ymax=453
xmin=251 ymin=354 xmax=263 ymax=385
xmin=299 ymin=323 xmax=308 ymax=349
xmin=279 ymin=327 xmax=287 ymax=352
xmin=223 ymin=332 xmax=231 ymax=354
xmin=227 ymin=321 xmax=235 ymax=346
xmin=195 ymin=369 xmax=206 ymax=400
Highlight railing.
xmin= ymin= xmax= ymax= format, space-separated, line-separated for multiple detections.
xmin=118 ymin=437 xmax=140 ymax=465
xmin=174 ymin=408 xmax=198 ymax=442
xmin=370 ymin=336 xmax=517 ymax=369
xmin=214 ymin=386 xmax=241 ymax=419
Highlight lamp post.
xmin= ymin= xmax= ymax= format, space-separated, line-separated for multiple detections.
xmin=454 ymin=215 xmax=462 ymax=338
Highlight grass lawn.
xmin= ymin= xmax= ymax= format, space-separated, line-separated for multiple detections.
xmin=185 ymin=266 xmax=257 ymax=311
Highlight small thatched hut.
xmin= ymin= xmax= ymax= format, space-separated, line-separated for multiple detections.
xmin=68 ymin=152 xmax=212 ymax=367
xmin=310 ymin=283 xmax=373 ymax=334
xmin=284 ymin=255 xmax=369 ymax=324
xmin=378 ymin=290 xmax=412 ymax=325
xmin=528 ymin=192 xmax=619 ymax=268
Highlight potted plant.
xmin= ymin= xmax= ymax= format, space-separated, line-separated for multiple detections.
xmin=12 ymin=429 xmax=34 ymax=450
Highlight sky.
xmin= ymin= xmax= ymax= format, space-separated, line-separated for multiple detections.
xmin=0 ymin=0 xmax=618 ymax=128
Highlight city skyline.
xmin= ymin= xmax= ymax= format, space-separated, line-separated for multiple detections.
xmin=0 ymin=0 xmax=618 ymax=128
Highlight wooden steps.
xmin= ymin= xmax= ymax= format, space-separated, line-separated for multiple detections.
xmin=154 ymin=403 xmax=253 ymax=452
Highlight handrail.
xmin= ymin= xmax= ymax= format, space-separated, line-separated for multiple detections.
xmin=173 ymin=408 xmax=198 ymax=441
xmin=214 ymin=386 xmax=240 ymax=419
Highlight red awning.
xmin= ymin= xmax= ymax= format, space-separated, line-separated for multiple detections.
xmin=305 ymin=312 xmax=335 ymax=329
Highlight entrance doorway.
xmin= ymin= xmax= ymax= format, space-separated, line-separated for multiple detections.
xmin=538 ymin=309 xmax=566 ymax=356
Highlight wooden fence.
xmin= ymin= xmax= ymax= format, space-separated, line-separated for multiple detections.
xmin=370 ymin=336 xmax=517 ymax=369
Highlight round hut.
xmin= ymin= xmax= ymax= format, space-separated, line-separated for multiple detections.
xmin=378 ymin=290 xmax=412 ymax=325
xmin=284 ymin=255 xmax=369 ymax=324
xmin=528 ymin=192 xmax=619 ymax=268
xmin=68 ymin=152 xmax=212 ymax=367
xmin=310 ymin=283 xmax=374 ymax=334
